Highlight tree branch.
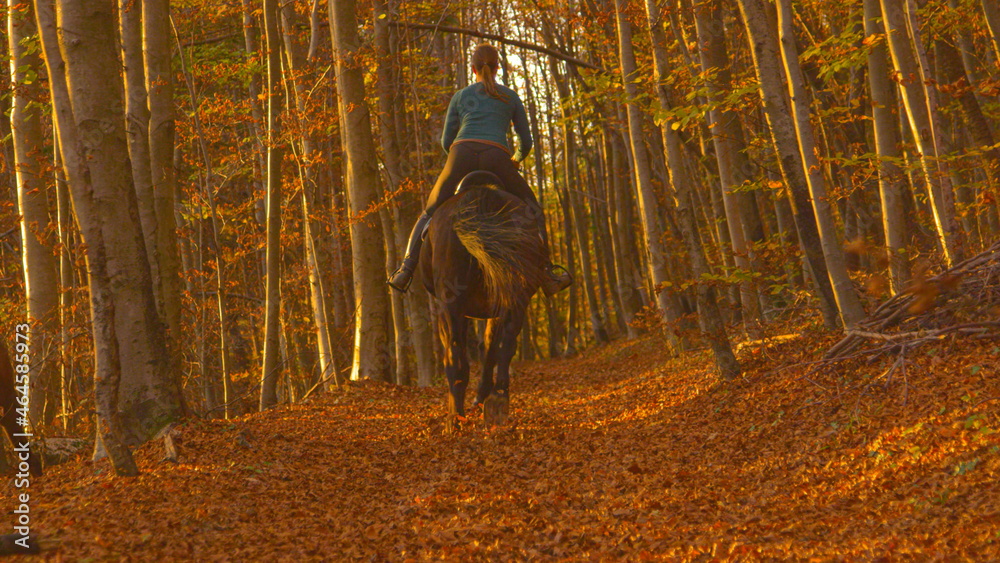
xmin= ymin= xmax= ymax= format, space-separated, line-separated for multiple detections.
xmin=388 ymin=21 xmax=598 ymax=70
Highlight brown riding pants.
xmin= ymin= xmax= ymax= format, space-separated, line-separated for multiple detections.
xmin=425 ymin=141 xmax=541 ymax=214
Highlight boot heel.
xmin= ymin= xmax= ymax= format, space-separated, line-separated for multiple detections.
xmin=387 ymin=266 xmax=414 ymax=293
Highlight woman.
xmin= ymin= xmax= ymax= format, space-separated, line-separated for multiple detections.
xmin=387 ymin=44 xmax=572 ymax=296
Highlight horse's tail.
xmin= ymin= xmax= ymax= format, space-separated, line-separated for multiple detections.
xmin=452 ymin=186 xmax=546 ymax=311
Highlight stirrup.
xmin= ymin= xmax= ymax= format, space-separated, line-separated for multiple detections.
xmin=387 ymin=264 xmax=414 ymax=293
xmin=542 ymin=264 xmax=573 ymax=296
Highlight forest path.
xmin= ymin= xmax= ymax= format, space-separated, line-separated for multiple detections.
xmin=7 ymin=328 xmax=1000 ymax=560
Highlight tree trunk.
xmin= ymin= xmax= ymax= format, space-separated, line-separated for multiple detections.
xmin=523 ymin=64 xmax=568 ymax=353
xmin=981 ymin=0 xmax=1000 ymax=63
xmin=119 ymin=0 xmax=161 ymax=318
xmin=864 ymin=0 xmax=909 ymax=294
xmin=38 ymin=0 xmax=183 ymax=473
xmin=280 ymin=0 xmax=341 ymax=390
xmin=240 ymin=0 xmax=266 ymax=223
xmin=935 ymin=32 xmax=1000 ymax=223
xmin=259 ymin=0 xmax=284 ymax=409
xmin=143 ymin=0 xmax=183 ymax=349
xmin=0 ymin=21 xmax=13 ymax=202
xmin=330 ymin=0 xmax=393 ymax=382
xmin=55 ymin=139 xmax=74 ymax=432
xmin=8 ymin=0 xmax=60 ymax=425
xmin=880 ymin=0 xmax=961 ymax=266
xmin=549 ymin=63 xmax=609 ymax=344
xmin=609 ymin=115 xmax=644 ymax=339
xmin=773 ymin=0 xmax=866 ymax=327
xmin=614 ymin=0 xmax=682 ymax=350
xmin=691 ymin=0 xmax=768 ymax=335
xmin=374 ymin=0 xmax=424 ymax=386
xmin=645 ymin=0 xmax=740 ymax=378
xmin=738 ymin=0 xmax=863 ymax=328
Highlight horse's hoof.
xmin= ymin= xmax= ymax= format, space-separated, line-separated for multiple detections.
xmin=470 ymin=401 xmax=484 ymax=417
xmin=483 ymin=394 xmax=510 ymax=427
xmin=446 ymin=414 xmax=468 ymax=434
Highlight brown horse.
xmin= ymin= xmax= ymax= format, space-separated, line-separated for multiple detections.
xmin=418 ymin=171 xmax=546 ymax=428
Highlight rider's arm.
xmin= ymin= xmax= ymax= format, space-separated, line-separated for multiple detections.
xmin=441 ymin=91 xmax=461 ymax=153
xmin=511 ymin=93 xmax=532 ymax=162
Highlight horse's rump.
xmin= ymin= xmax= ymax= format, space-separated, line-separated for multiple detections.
xmin=425 ymin=185 xmax=546 ymax=314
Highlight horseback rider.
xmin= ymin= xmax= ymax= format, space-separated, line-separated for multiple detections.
xmin=387 ymin=43 xmax=572 ymax=296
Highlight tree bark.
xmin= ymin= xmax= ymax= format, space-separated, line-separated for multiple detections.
xmin=259 ymin=0 xmax=284 ymax=409
xmin=38 ymin=0 xmax=183 ymax=473
xmin=738 ymin=0 xmax=864 ymax=328
xmin=614 ymin=0 xmax=683 ymax=350
xmin=143 ymin=0 xmax=183 ymax=349
xmin=864 ymin=0 xmax=909 ymax=294
xmin=120 ymin=0 xmax=160 ymax=319
xmin=691 ymin=0 xmax=768 ymax=335
xmin=981 ymin=0 xmax=1000 ymax=64
xmin=8 ymin=0 xmax=60 ymax=425
xmin=331 ymin=0 xmax=393 ymax=382
xmin=880 ymin=0 xmax=961 ymax=266
xmin=773 ymin=0 xmax=866 ymax=327
xmin=645 ymin=0 xmax=740 ymax=379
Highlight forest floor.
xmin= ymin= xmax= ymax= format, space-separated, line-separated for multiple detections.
xmin=5 ymin=319 xmax=1000 ymax=561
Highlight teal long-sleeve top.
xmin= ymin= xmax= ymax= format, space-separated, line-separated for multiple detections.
xmin=440 ymin=82 xmax=533 ymax=162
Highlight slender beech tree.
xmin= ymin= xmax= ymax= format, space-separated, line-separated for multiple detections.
xmin=279 ymin=1 xmax=340 ymax=390
xmin=259 ymin=0 xmax=284 ymax=409
xmin=8 ymin=0 xmax=60 ymax=424
xmin=773 ymin=0 xmax=865 ymax=327
xmin=0 ymin=19 xmax=12 ymax=202
xmin=935 ymin=33 xmax=1000 ymax=228
xmin=331 ymin=0 xmax=393 ymax=382
xmin=691 ymin=0 xmax=767 ymax=334
xmin=984 ymin=0 xmax=1000 ymax=62
xmin=174 ymin=28 xmax=234 ymax=416
xmin=367 ymin=0 xmax=411 ymax=385
xmin=120 ymin=0 xmax=160 ymax=317
xmin=614 ymin=0 xmax=683 ymax=350
xmin=864 ymin=0 xmax=909 ymax=293
xmin=738 ymin=0 xmax=865 ymax=328
xmin=55 ymin=138 xmax=73 ymax=432
xmin=645 ymin=0 xmax=740 ymax=379
xmin=549 ymin=61 xmax=609 ymax=344
xmin=143 ymin=0 xmax=183 ymax=345
xmin=375 ymin=0 xmax=435 ymax=384
xmin=881 ymin=0 xmax=961 ymax=266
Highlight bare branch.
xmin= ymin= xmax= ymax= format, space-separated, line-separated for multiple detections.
xmin=387 ymin=21 xmax=599 ymax=70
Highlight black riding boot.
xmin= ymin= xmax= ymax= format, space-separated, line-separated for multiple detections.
xmin=530 ymin=204 xmax=572 ymax=297
xmin=388 ymin=211 xmax=433 ymax=292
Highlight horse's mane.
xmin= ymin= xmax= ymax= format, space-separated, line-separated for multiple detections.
xmin=451 ymin=186 xmax=547 ymax=312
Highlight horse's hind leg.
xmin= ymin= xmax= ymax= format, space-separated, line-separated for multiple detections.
xmin=484 ymin=310 xmax=525 ymax=427
xmin=474 ymin=318 xmax=501 ymax=410
xmin=439 ymin=308 xmax=470 ymax=432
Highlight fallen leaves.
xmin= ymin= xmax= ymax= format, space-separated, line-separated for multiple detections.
xmin=3 ymin=325 xmax=1000 ymax=560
